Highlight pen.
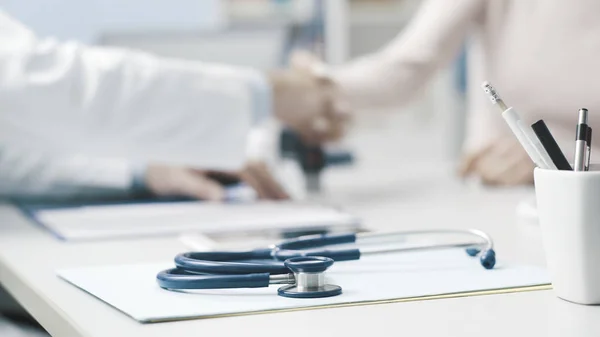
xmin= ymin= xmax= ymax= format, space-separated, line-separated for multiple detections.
xmin=531 ymin=120 xmax=573 ymax=170
xmin=586 ymin=127 xmax=592 ymax=171
xmin=574 ymin=108 xmax=589 ymax=171
xmin=481 ymin=82 xmax=556 ymax=169
xmin=224 ymin=183 xmax=257 ymax=202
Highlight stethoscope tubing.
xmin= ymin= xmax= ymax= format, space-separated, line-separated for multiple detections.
xmin=157 ymin=269 xmax=273 ymax=289
xmin=157 ymin=229 xmax=496 ymax=293
xmin=355 ymin=229 xmax=493 ymax=249
xmin=171 ymin=229 xmax=493 ymax=275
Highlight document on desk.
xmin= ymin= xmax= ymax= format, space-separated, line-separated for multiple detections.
xmin=30 ymin=201 xmax=361 ymax=241
xmin=57 ymin=249 xmax=551 ymax=323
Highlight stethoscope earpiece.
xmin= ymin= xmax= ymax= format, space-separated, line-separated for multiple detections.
xmin=465 ymin=247 xmax=481 ymax=257
xmin=465 ymin=248 xmax=496 ymax=269
xmin=479 ymin=249 xmax=496 ymax=269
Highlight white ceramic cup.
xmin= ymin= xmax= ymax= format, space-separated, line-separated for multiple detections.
xmin=534 ymin=165 xmax=600 ymax=304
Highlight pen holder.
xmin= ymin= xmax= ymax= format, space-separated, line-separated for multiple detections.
xmin=534 ymin=165 xmax=600 ymax=304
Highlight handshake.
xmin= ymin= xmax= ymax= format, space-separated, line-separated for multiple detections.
xmin=268 ymin=51 xmax=350 ymax=145
xmin=145 ymin=52 xmax=350 ymax=201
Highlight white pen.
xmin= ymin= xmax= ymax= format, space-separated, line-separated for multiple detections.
xmin=574 ymin=108 xmax=589 ymax=171
xmin=586 ymin=127 xmax=592 ymax=171
xmin=481 ymin=82 xmax=556 ymax=170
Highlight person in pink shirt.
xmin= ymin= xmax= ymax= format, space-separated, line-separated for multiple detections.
xmin=329 ymin=0 xmax=600 ymax=185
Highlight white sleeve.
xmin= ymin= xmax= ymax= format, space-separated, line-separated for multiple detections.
xmin=0 ymin=10 xmax=270 ymax=171
xmin=332 ymin=0 xmax=485 ymax=110
xmin=0 ymin=144 xmax=139 ymax=201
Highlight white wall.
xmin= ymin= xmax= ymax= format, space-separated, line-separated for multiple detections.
xmin=0 ymin=0 xmax=225 ymax=43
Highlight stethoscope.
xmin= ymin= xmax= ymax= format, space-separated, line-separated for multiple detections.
xmin=157 ymin=229 xmax=496 ymax=299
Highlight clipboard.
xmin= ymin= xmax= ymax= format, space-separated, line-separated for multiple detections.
xmin=56 ymin=249 xmax=551 ymax=323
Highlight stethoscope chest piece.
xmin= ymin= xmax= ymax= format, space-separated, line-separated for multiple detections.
xmin=277 ymin=256 xmax=342 ymax=299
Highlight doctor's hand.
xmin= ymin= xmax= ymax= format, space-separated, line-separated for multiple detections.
xmin=269 ymin=52 xmax=350 ymax=144
xmin=145 ymin=162 xmax=289 ymax=201
xmin=458 ymin=137 xmax=535 ymax=186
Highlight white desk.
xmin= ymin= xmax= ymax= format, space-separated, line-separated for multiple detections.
xmin=1 ymin=124 xmax=600 ymax=337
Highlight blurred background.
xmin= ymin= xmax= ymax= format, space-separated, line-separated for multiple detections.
xmin=1 ymin=0 xmax=468 ymax=165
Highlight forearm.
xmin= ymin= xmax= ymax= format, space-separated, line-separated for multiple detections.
xmin=332 ymin=0 xmax=485 ymax=110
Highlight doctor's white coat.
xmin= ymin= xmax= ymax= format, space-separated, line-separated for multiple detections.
xmin=0 ymin=10 xmax=269 ymax=199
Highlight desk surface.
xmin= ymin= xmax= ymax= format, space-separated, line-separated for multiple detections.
xmin=2 ymin=123 xmax=600 ymax=337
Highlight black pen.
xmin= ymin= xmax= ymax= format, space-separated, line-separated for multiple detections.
xmin=531 ymin=120 xmax=572 ymax=170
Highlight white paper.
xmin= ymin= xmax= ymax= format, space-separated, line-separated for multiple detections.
xmin=57 ymin=249 xmax=550 ymax=323
xmin=35 ymin=201 xmax=361 ymax=241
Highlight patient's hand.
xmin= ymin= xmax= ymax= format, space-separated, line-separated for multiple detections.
xmin=145 ymin=161 xmax=289 ymax=201
xmin=458 ymin=137 xmax=535 ymax=186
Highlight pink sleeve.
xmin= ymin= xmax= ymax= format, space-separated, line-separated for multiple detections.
xmin=332 ymin=0 xmax=486 ymax=110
